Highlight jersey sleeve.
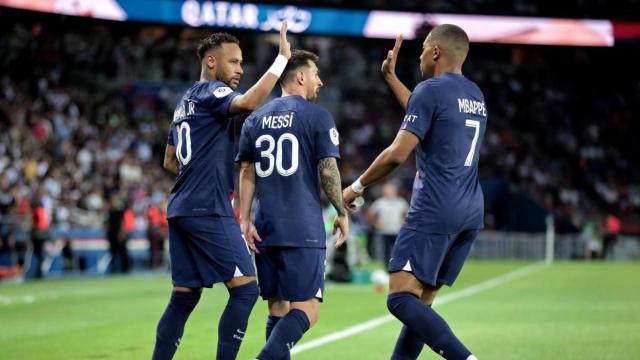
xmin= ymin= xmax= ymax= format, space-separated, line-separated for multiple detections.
xmin=314 ymin=109 xmax=341 ymax=161
xmin=399 ymin=80 xmax=438 ymax=140
xmin=203 ymin=81 xmax=241 ymax=116
xmin=235 ymin=120 xmax=254 ymax=163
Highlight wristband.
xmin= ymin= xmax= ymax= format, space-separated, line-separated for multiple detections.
xmin=351 ymin=178 xmax=366 ymax=194
xmin=268 ymin=54 xmax=288 ymax=77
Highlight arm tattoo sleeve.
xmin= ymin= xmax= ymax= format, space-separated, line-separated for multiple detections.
xmin=318 ymin=157 xmax=346 ymax=216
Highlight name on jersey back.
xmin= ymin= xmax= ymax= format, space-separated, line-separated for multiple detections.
xmin=173 ymin=101 xmax=195 ymax=122
xmin=262 ymin=113 xmax=294 ymax=129
xmin=458 ymin=98 xmax=487 ymax=117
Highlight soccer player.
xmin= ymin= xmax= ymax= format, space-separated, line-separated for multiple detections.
xmin=235 ymin=49 xmax=349 ymax=360
xmin=343 ymin=24 xmax=486 ymax=360
xmin=152 ymin=23 xmax=291 ymax=360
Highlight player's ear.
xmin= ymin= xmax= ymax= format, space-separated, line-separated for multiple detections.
xmin=433 ymin=45 xmax=440 ymax=62
xmin=296 ymin=69 xmax=305 ymax=85
xmin=206 ymin=53 xmax=216 ymax=70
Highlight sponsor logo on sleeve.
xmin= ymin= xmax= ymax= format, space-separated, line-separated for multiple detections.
xmin=213 ymin=86 xmax=233 ymax=98
xmin=329 ymin=127 xmax=339 ymax=146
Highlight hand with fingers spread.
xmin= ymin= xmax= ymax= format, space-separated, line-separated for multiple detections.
xmin=381 ymin=34 xmax=404 ymax=78
xmin=240 ymin=220 xmax=262 ymax=253
xmin=278 ymin=21 xmax=292 ymax=59
xmin=332 ymin=214 xmax=349 ymax=248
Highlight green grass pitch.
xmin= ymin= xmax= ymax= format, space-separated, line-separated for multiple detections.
xmin=1 ymin=261 xmax=639 ymax=359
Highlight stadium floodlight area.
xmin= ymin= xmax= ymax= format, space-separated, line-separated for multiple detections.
xmin=3 ymin=0 xmax=640 ymax=46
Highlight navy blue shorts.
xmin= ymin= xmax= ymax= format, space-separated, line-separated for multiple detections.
xmin=388 ymin=227 xmax=479 ymax=287
xmin=168 ymin=215 xmax=255 ymax=288
xmin=255 ymin=247 xmax=325 ymax=302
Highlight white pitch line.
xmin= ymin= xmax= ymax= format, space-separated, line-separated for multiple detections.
xmin=291 ymin=262 xmax=548 ymax=355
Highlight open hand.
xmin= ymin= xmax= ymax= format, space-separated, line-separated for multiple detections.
xmin=332 ymin=214 xmax=349 ymax=248
xmin=279 ymin=21 xmax=292 ymax=59
xmin=381 ymin=34 xmax=403 ymax=78
xmin=240 ymin=220 xmax=262 ymax=253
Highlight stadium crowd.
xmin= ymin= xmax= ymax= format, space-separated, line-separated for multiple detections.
xmin=0 ymin=12 xmax=638 ymax=271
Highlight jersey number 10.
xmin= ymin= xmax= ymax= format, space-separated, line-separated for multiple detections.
xmin=176 ymin=122 xmax=192 ymax=166
xmin=255 ymin=133 xmax=299 ymax=177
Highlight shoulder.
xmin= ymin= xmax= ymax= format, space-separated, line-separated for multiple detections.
xmin=411 ymin=78 xmax=442 ymax=98
xmin=208 ymin=81 xmax=236 ymax=99
xmin=309 ymin=104 xmax=334 ymax=122
xmin=190 ymin=80 xmax=235 ymax=100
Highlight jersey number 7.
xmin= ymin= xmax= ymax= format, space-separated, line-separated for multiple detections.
xmin=464 ymin=120 xmax=480 ymax=167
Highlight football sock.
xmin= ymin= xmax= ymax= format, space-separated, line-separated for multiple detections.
xmin=152 ymin=290 xmax=201 ymax=360
xmin=265 ymin=315 xmax=281 ymax=340
xmin=391 ymin=324 xmax=424 ymax=359
xmin=387 ymin=292 xmax=471 ymax=360
xmin=257 ymin=309 xmax=310 ymax=360
xmin=217 ymin=281 xmax=259 ymax=360
xmin=266 ymin=315 xmax=290 ymax=360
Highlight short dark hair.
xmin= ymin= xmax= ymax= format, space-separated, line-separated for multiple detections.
xmin=429 ymin=24 xmax=469 ymax=63
xmin=197 ymin=32 xmax=240 ymax=61
xmin=279 ymin=49 xmax=319 ymax=86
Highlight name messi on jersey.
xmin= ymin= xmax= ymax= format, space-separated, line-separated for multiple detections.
xmin=262 ymin=113 xmax=294 ymax=129
xmin=458 ymin=98 xmax=487 ymax=117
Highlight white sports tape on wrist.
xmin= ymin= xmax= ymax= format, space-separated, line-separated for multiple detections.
xmin=351 ymin=178 xmax=366 ymax=194
xmin=268 ymin=54 xmax=288 ymax=77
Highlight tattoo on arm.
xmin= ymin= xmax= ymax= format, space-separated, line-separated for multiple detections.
xmin=318 ymin=157 xmax=346 ymax=216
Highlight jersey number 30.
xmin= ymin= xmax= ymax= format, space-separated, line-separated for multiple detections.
xmin=255 ymin=133 xmax=299 ymax=177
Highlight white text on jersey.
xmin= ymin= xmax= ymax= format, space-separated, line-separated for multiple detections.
xmin=173 ymin=101 xmax=196 ymax=122
xmin=457 ymin=98 xmax=487 ymax=117
xmin=262 ymin=113 xmax=294 ymax=129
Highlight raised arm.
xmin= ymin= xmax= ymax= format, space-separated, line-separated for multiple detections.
xmin=238 ymin=161 xmax=261 ymax=252
xmin=163 ymin=144 xmax=179 ymax=175
xmin=318 ymin=157 xmax=349 ymax=248
xmin=229 ymin=22 xmax=291 ymax=114
xmin=381 ymin=35 xmax=412 ymax=110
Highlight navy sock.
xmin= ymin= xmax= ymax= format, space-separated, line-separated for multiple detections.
xmin=257 ymin=309 xmax=310 ymax=360
xmin=152 ymin=290 xmax=201 ymax=360
xmin=266 ymin=315 xmax=290 ymax=360
xmin=387 ymin=292 xmax=471 ymax=360
xmin=265 ymin=315 xmax=281 ymax=341
xmin=391 ymin=324 xmax=424 ymax=360
xmin=217 ymin=281 xmax=259 ymax=360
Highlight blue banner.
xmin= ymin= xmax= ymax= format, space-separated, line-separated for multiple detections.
xmin=117 ymin=0 xmax=369 ymax=36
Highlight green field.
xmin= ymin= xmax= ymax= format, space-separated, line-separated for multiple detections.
xmin=1 ymin=261 xmax=639 ymax=359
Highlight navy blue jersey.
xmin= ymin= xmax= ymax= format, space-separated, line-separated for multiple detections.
xmin=400 ymin=73 xmax=487 ymax=234
xmin=167 ymin=81 xmax=240 ymax=218
xmin=236 ymin=96 xmax=340 ymax=248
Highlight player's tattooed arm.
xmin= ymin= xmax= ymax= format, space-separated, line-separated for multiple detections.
xmin=163 ymin=144 xmax=179 ymax=175
xmin=319 ymin=157 xmax=346 ymax=217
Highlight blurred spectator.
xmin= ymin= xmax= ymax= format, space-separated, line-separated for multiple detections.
xmin=602 ymin=214 xmax=621 ymax=259
xmin=30 ymin=186 xmax=50 ymax=278
xmin=368 ymin=183 xmax=408 ymax=265
xmin=146 ymin=200 xmax=168 ymax=269
xmin=106 ymin=194 xmax=129 ymax=274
